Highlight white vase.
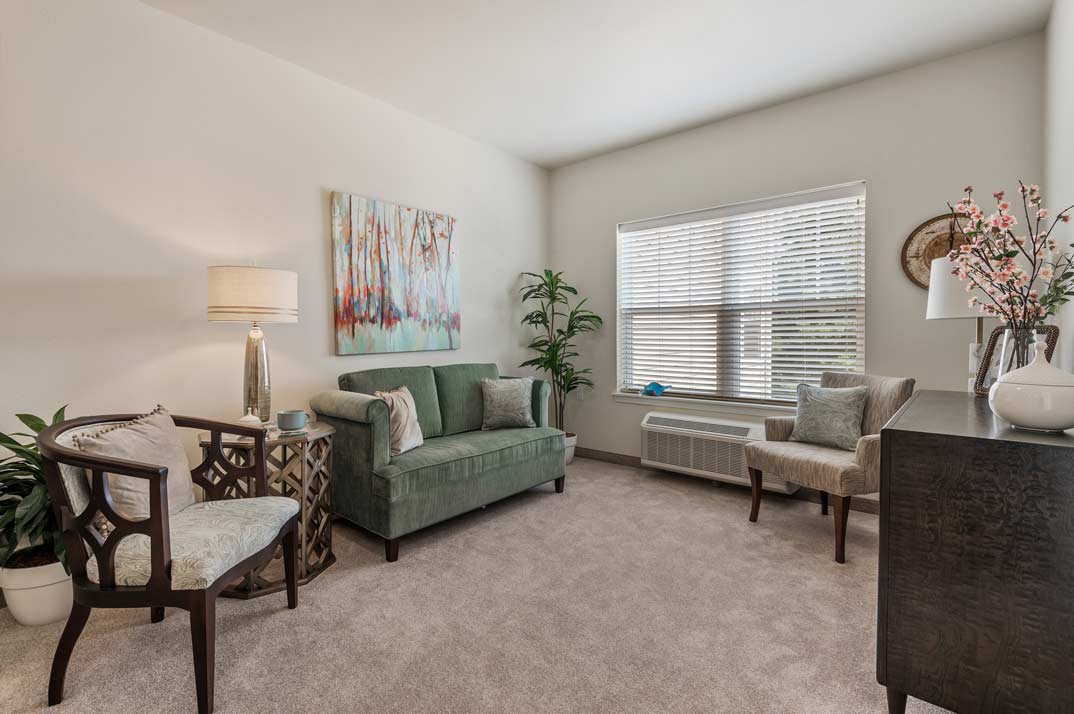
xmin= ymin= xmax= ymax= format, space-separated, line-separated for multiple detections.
xmin=564 ymin=432 xmax=577 ymax=465
xmin=988 ymin=335 xmax=1074 ymax=432
xmin=0 ymin=560 xmax=72 ymax=626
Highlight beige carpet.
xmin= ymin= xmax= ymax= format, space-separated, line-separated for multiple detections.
xmin=0 ymin=458 xmax=945 ymax=713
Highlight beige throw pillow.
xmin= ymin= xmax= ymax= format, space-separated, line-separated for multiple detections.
xmin=374 ymin=386 xmax=424 ymax=456
xmin=72 ymin=406 xmax=197 ymax=520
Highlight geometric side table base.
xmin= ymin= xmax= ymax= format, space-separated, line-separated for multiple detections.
xmin=200 ymin=422 xmax=336 ymax=599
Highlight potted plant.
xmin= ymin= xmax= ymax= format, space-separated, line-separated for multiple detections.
xmin=947 ymin=182 xmax=1074 ymax=373
xmin=519 ymin=270 xmax=602 ymax=464
xmin=0 ymin=407 xmax=72 ymax=626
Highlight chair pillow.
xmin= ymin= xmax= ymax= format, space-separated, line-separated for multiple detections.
xmin=374 ymin=385 xmax=424 ymax=456
xmin=481 ymin=377 xmax=536 ymax=430
xmin=72 ymin=406 xmax=196 ymax=520
xmin=789 ymin=383 xmax=869 ymax=451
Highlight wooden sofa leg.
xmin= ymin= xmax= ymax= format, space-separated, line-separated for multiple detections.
xmin=48 ymin=601 xmax=91 ymax=705
xmin=833 ymin=495 xmax=851 ymax=564
xmin=748 ymin=468 xmax=762 ymax=522
xmin=554 ymin=476 xmax=565 ymax=493
xmin=384 ymin=537 xmax=399 ymax=563
xmin=189 ymin=593 xmax=217 ymax=714
xmin=151 ymin=607 xmax=165 ymax=623
xmin=820 ymin=491 xmax=829 ymax=516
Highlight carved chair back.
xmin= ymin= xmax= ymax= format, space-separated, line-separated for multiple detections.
xmin=37 ymin=415 xmax=267 ymax=597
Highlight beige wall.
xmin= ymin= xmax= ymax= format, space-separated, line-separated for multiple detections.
xmin=548 ymin=34 xmax=1044 ymax=457
xmin=1049 ymin=0 xmax=1074 ymax=370
xmin=0 ymin=0 xmax=548 ymax=438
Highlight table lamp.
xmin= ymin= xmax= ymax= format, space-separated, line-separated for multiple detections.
xmin=925 ymin=257 xmax=984 ymax=391
xmin=207 ymin=266 xmax=298 ymax=421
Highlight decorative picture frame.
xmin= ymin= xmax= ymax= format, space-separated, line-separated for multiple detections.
xmin=329 ymin=191 xmax=460 ymax=355
xmin=974 ymin=325 xmax=1059 ymax=397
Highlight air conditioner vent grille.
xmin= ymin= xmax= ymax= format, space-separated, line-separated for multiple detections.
xmin=646 ymin=416 xmax=751 ymax=438
xmin=640 ymin=411 xmax=797 ymax=495
xmin=645 ymin=431 xmax=748 ymax=478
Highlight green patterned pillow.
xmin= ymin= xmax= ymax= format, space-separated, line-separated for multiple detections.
xmin=789 ymin=383 xmax=869 ymax=451
xmin=480 ymin=377 xmax=536 ymax=430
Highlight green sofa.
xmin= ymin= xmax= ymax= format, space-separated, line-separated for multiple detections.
xmin=310 ymin=363 xmax=565 ymax=561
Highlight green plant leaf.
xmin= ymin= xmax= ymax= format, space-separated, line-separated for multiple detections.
xmin=51 ymin=405 xmax=67 ymax=425
xmin=14 ymin=482 xmax=48 ymax=520
xmin=15 ymin=414 xmax=47 ymax=434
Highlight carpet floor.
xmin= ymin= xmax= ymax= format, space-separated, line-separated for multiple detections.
xmin=0 ymin=458 xmax=945 ymax=713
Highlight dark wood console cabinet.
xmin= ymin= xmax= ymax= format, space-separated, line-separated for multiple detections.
xmin=878 ymin=390 xmax=1074 ymax=713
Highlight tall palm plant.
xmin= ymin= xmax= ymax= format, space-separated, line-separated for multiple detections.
xmin=519 ymin=270 xmax=602 ymax=432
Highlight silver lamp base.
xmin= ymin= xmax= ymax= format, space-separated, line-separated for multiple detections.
xmin=244 ymin=323 xmax=271 ymax=422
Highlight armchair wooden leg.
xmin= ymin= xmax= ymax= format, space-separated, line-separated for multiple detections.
xmin=748 ymin=468 xmax=762 ymax=522
xmin=832 ymin=495 xmax=851 ymax=564
xmin=282 ymin=521 xmax=298 ymax=610
xmin=48 ymin=601 xmax=91 ymax=706
xmin=554 ymin=476 xmax=565 ymax=493
xmin=384 ymin=537 xmax=399 ymax=563
xmin=190 ymin=594 xmax=217 ymax=714
xmin=886 ymin=687 xmax=908 ymax=714
xmin=820 ymin=491 xmax=828 ymax=516
xmin=151 ymin=607 xmax=165 ymax=623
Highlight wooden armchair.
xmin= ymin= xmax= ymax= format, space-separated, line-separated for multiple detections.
xmin=37 ymin=414 xmax=300 ymax=714
xmin=744 ymin=372 xmax=915 ymax=563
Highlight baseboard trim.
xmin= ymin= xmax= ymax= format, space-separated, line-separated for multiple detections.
xmin=575 ymin=447 xmax=641 ymax=467
xmin=574 ymin=448 xmax=880 ymax=515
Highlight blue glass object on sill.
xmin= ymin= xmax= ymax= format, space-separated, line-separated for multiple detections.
xmin=642 ymin=382 xmax=671 ymax=396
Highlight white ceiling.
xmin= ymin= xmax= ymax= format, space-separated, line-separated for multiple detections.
xmin=144 ymin=0 xmax=1052 ymax=168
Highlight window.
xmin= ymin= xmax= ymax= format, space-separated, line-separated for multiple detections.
xmin=617 ymin=182 xmax=866 ymax=405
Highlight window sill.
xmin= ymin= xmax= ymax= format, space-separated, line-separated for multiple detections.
xmin=611 ymin=392 xmax=796 ymax=417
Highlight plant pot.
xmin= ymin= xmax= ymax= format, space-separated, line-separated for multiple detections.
xmin=0 ymin=560 xmax=72 ymax=626
xmin=564 ymin=432 xmax=577 ymax=465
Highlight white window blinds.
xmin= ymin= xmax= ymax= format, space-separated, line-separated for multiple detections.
xmin=617 ymin=182 xmax=866 ymax=405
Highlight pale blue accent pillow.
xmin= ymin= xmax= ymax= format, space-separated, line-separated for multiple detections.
xmin=789 ymin=383 xmax=869 ymax=451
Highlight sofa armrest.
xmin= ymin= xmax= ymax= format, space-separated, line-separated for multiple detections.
xmin=310 ymin=390 xmax=391 ymax=470
xmin=531 ymin=378 xmax=551 ymax=428
xmin=500 ymin=376 xmax=553 ymax=428
xmin=765 ymin=416 xmax=796 ymax=442
xmin=310 ymin=390 xmax=385 ymax=424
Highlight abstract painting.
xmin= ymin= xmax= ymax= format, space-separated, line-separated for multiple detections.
xmin=331 ymin=191 xmax=459 ymax=355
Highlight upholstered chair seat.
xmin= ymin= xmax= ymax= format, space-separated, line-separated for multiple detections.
xmin=87 ymin=498 xmax=299 ymax=590
xmin=744 ymin=441 xmax=866 ymax=495
xmin=744 ymin=371 xmax=915 ymax=563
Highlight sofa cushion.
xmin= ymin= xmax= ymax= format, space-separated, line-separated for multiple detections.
xmin=373 ymin=427 xmax=563 ymax=500
xmin=481 ymin=377 xmax=536 ymax=430
xmin=374 ymin=385 xmax=423 ymax=456
xmin=433 ymin=363 xmax=499 ymax=435
xmin=339 ymin=366 xmax=443 ymax=438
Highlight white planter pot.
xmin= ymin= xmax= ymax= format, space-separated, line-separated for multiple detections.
xmin=0 ymin=561 xmax=72 ymax=626
xmin=564 ymin=432 xmax=577 ymax=465
xmin=989 ymin=335 xmax=1074 ymax=432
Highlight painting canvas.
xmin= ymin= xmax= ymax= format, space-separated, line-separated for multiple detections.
xmin=331 ymin=191 xmax=459 ymax=355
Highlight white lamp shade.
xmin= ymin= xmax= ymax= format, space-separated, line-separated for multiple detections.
xmin=925 ymin=258 xmax=980 ymax=320
xmin=207 ymin=266 xmax=298 ymax=323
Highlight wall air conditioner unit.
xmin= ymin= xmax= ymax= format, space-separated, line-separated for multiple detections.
xmin=640 ymin=411 xmax=798 ymax=494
